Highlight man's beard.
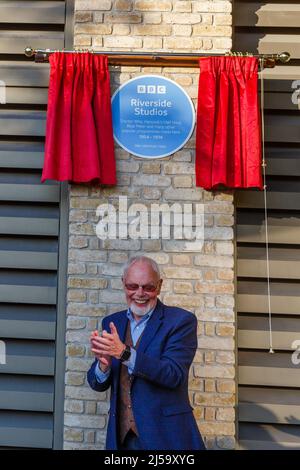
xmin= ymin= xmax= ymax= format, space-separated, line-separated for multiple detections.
xmin=130 ymin=300 xmax=153 ymax=317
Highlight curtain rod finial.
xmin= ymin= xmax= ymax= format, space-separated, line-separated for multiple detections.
xmin=279 ymin=52 xmax=290 ymax=63
xmin=24 ymin=46 xmax=34 ymax=57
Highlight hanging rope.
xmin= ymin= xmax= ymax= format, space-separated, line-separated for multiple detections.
xmin=259 ymin=58 xmax=274 ymax=354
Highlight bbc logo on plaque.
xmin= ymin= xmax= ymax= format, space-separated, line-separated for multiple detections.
xmin=137 ymin=85 xmax=166 ymax=94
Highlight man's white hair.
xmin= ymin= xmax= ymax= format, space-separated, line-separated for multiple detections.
xmin=122 ymin=256 xmax=161 ymax=280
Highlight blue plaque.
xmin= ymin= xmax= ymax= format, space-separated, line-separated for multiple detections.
xmin=111 ymin=75 xmax=195 ymax=159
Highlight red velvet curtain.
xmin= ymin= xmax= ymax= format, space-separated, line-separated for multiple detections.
xmin=195 ymin=56 xmax=262 ymax=190
xmin=42 ymin=52 xmax=116 ymax=184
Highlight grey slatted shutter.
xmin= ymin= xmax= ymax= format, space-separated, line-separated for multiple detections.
xmin=0 ymin=0 xmax=73 ymax=449
xmin=234 ymin=1 xmax=300 ymax=450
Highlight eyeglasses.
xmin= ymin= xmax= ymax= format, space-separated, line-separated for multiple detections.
xmin=124 ymin=283 xmax=159 ymax=293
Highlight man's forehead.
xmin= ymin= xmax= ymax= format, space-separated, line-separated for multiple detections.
xmin=125 ymin=261 xmax=158 ymax=278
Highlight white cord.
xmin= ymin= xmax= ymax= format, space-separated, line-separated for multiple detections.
xmin=260 ymin=58 xmax=274 ymax=354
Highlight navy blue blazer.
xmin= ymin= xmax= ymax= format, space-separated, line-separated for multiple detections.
xmin=87 ymin=299 xmax=206 ymax=450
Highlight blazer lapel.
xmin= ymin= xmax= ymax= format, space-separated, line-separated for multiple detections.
xmin=111 ymin=311 xmax=128 ymax=374
xmin=116 ymin=312 xmax=129 ymax=343
xmin=137 ymin=299 xmax=164 ymax=354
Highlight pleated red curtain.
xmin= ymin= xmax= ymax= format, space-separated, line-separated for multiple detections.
xmin=195 ymin=56 xmax=262 ymax=190
xmin=42 ymin=52 xmax=116 ymax=185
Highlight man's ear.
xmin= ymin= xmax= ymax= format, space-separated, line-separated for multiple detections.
xmin=157 ymin=279 xmax=163 ymax=294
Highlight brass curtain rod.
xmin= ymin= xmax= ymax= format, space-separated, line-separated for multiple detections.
xmin=24 ymin=47 xmax=291 ymax=68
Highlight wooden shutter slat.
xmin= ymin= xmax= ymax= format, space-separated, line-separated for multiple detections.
xmin=236 ymin=191 xmax=300 ymax=210
xmin=0 ymin=184 xmax=59 ymax=203
xmin=0 ymin=110 xmax=46 ymax=137
xmin=0 ymin=251 xmax=58 ymax=270
xmin=0 ymin=411 xmax=53 ymax=448
xmin=0 ymin=62 xmax=50 ymax=87
xmin=5 ymin=87 xmax=48 ymax=105
xmin=237 ymin=294 xmax=300 ymax=315
xmin=0 ymin=1 xmax=65 ymax=24
xmin=0 ymin=217 xmax=59 ymax=236
xmin=239 ymin=403 xmax=300 ymax=425
xmin=0 ymin=31 xmax=64 ymax=55
xmin=239 ymin=366 xmax=300 ymax=387
xmin=0 ymin=285 xmax=56 ymax=304
xmin=238 ymin=330 xmax=300 ymax=350
xmin=0 ymin=375 xmax=53 ymax=412
xmin=235 ymin=3 xmax=300 ymax=27
xmin=235 ymin=32 xmax=300 ymax=59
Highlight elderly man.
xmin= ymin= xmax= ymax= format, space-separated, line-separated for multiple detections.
xmin=87 ymin=255 xmax=205 ymax=451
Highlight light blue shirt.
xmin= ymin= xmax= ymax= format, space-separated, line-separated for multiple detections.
xmin=95 ymin=305 xmax=155 ymax=383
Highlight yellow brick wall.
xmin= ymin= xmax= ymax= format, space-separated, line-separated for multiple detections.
xmin=64 ymin=0 xmax=236 ymax=450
